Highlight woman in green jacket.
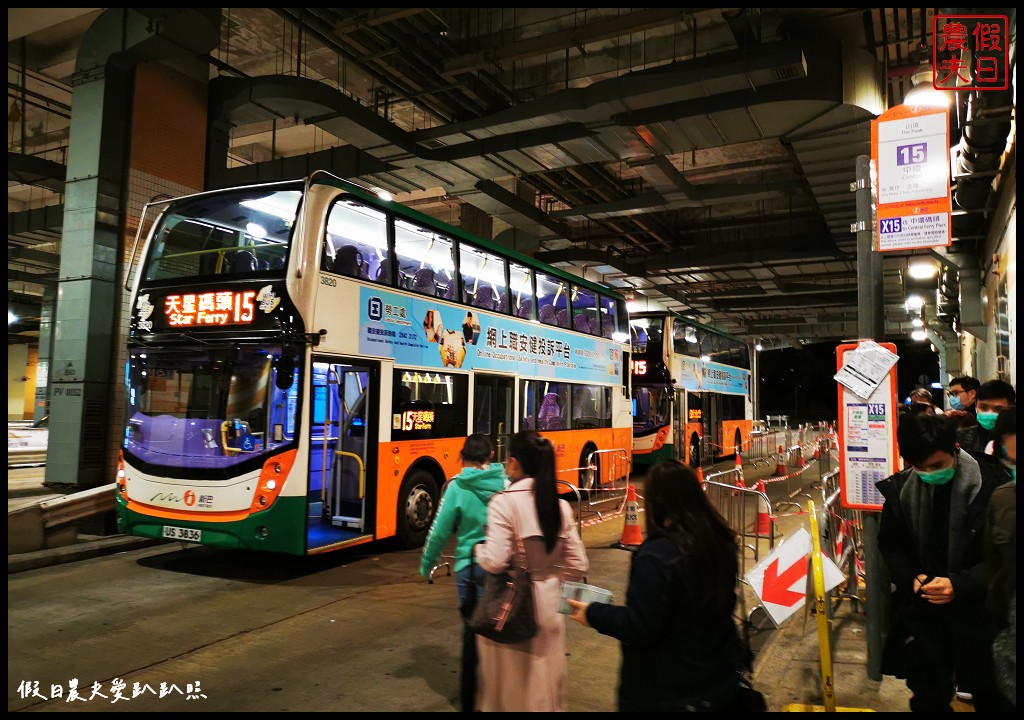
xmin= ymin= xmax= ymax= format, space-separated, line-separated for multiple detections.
xmin=419 ymin=433 xmax=506 ymax=712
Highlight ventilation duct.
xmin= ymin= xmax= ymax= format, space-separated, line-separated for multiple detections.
xmin=936 ymin=265 xmax=960 ymax=328
xmin=945 ymin=8 xmax=1016 ymax=237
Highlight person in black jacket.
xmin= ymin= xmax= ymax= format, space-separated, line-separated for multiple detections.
xmin=566 ymin=460 xmax=745 ymax=711
xmin=985 ymin=408 xmax=1016 ymax=708
xmin=876 ymin=412 xmax=1010 ymax=712
xmin=957 ymin=379 xmax=1015 ymax=457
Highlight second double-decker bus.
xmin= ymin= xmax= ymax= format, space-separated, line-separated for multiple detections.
xmin=116 ymin=171 xmax=632 ymax=555
xmin=630 ymin=312 xmax=752 ymax=469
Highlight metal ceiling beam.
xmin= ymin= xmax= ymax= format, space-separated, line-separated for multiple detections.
xmin=443 ymin=8 xmax=692 ymax=74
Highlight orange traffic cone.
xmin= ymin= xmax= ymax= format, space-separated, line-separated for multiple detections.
xmin=755 ymin=480 xmax=772 ymax=536
xmin=616 ymin=484 xmax=643 ymax=548
xmin=812 ymin=436 xmax=820 ymax=461
xmin=773 ymin=445 xmax=787 ymax=476
xmin=797 ymin=448 xmax=806 ymax=468
xmin=695 ymin=465 xmax=705 ymax=484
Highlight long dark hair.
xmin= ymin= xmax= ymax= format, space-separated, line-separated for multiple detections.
xmin=508 ymin=430 xmax=560 ymax=552
xmin=643 ymin=460 xmax=738 ymax=607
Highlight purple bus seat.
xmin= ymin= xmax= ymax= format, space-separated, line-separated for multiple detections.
xmin=516 ymin=298 xmax=533 ymax=319
xmin=538 ymin=304 xmax=557 ymax=326
xmin=411 ymin=267 xmax=437 ymax=296
xmin=474 ymin=289 xmax=495 ymax=310
xmin=537 ymin=392 xmax=564 ymax=431
xmin=555 ymin=308 xmax=569 ymax=328
xmin=573 ymin=313 xmax=591 ymax=334
xmin=601 ymin=315 xmax=614 ymax=338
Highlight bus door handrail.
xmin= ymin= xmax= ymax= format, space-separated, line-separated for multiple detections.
xmin=334 ymin=450 xmax=366 ymax=499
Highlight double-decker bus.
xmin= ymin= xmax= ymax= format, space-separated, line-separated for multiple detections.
xmin=630 ymin=312 xmax=752 ymax=469
xmin=116 ymin=172 xmax=632 ymax=555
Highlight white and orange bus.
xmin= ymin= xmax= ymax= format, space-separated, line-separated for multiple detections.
xmin=116 ymin=172 xmax=632 ymax=555
xmin=630 ymin=312 xmax=752 ymax=469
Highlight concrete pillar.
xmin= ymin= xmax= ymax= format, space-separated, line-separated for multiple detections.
xmin=34 ymin=288 xmax=56 ymax=423
xmin=44 ymin=9 xmax=220 ymax=489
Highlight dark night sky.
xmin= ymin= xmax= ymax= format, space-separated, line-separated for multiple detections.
xmin=756 ymin=339 xmax=941 ymax=424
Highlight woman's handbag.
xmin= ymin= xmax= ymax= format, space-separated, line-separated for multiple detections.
xmin=469 ymin=502 xmax=537 ymax=644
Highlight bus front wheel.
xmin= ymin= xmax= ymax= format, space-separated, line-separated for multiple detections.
xmin=397 ymin=470 xmax=438 ymax=549
xmin=689 ymin=434 xmax=700 ymax=469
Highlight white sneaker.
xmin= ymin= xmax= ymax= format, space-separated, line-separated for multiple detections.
xmin=954 ymin=688 xmax=973 ymax=702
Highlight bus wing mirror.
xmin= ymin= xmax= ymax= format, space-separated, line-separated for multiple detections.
xmin=275 ymin=356 xmax=295 ymax=390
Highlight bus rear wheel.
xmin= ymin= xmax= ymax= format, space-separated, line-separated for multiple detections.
xmin=397 ymin=470 xmax=438 ymax=549
xmin=689 ymin=433 xmax=700 ymax=469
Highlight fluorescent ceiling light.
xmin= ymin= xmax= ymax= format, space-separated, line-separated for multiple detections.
xmin=904 ymin=84 xmax=951 ymax=108
xmin=912 ymin=318 xmax=924 ymax=327
xmin=905 ymin=295 xmax=925 ymax=312
xmin=911 ymin=329 xmax=927 ymax=341
xmin=908 ymin=262 xmax=938 ymax=280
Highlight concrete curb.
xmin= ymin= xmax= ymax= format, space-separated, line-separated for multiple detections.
xmin=8 ymin=536 xmax=167 ymax=574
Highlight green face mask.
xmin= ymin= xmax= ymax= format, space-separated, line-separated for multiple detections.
xmin=918 ymin=466 xmax=956 ymax=485
xmin=976 ymin=411 xmax=999 ymax=430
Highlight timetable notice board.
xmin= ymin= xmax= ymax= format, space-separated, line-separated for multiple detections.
xmin=836 ymin=341 xmax=899 ymax=511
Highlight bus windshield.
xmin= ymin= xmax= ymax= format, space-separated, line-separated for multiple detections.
xmin=123 ymin=342 xmax=301 ymax=471
xmin=142 ymin=185 xmax=303 ymax=282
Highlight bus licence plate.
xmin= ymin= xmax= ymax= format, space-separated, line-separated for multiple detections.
xmin=162 ymin=526 xmax=202 ymax=542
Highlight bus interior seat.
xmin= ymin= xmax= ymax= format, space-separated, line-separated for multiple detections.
xmin=410 ymin=267 xmax=438 ymax=296
xmin=538 ymin=304 xmax=557 ymax=325
xmin=555 ymin=308 xmax=570 ymax=328
xmin=601 ymin=316 xmax=614 ymax=338
xmin=321 ymin=244 xmax=334 ymax=273
xmin=573 ymin=387 xmax=593 ymax=420
xmin=272 ymin=255 xmax=286 ymax=270
xmin=474 ymin=289 xmax=495 ymax=311
xmin=537 ymin=393 xmax=564 ymax=431
xmin=495 ymin=291 xmax=507 ymax=313
xmin=516 ymin=298 xmax=533 ymax=319
xmin=232 ymin=250 xmax=259 ymax=273
xmin=573 ymin=313 xmax=592 ymax=334
xmin=371 ymin=253 xmax=389 ymax=282
xmin=199 ymin=237 xmax=224 ymax=275
xmin=334 ymin=244 xmax=366 ymax=279
xmin=443 ymin=281 xmax=457 ymax=300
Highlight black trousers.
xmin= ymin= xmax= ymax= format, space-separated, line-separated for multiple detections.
xmin=456 ymin=565 xmax=484 ymax=712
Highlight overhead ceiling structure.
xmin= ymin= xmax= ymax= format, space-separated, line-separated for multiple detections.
xmin=8 ymin=8 xmax=1017 ymax=349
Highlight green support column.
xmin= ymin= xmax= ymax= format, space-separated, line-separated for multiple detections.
xmin=33 ymin=287 xmax=56 ymax=424
xmin=45 ymin=62 xmax=131 ymax=488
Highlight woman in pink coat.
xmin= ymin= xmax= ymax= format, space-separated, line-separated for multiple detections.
xmin=474 ymin=430 xmax=589 ymax=711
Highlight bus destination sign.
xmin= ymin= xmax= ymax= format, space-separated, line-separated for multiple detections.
xmin=135 ymin=285 xmax=282 ymax=332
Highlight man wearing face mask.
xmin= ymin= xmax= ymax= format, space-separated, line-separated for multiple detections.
xmin=946 ymin=375 xmax=980 ymax=415
xmin=957 ymin=380 xmax=1016 ymax=457
xmin=876 ymin=412 xmax=1010 ymax=712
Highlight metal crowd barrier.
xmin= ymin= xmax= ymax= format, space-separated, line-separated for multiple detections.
xmin=745 ymin=429 xmax=786 ymax=469
xmin=557 ymin=446 xmax=631 ymax=516
xmin=818 ymin=469 xmax=862 ymax=612
xmin=702 ymin=468 xmax=777 ymax=577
